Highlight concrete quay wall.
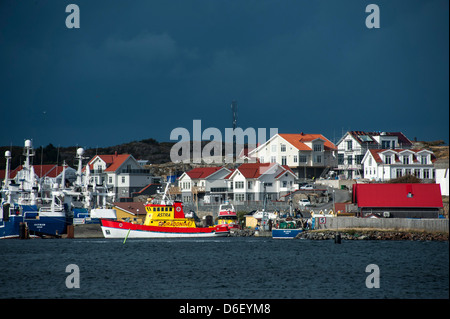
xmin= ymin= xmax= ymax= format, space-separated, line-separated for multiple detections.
xmin=314 ymin=217 xmax=449 ymax=233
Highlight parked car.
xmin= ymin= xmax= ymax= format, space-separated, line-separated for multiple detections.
xmin=298 ymin=199 xmax=311 ymax=207
xmin=300 ymin=184 xmax=314 ymax=190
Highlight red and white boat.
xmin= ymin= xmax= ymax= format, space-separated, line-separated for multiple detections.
xmin=100 ymin=185 xmax=228 ymax=238
xmin=215 ymin=203 xmax=241 ymax=232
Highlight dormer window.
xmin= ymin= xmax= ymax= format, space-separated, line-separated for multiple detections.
xmin=385 ymin=155 xmax=391 ymax=164
xmin=314 ymin=144 xmax=322 ymax=152
xmin=421 ymin=155 xmax=428 ymax=164
xmin=402 ymin=155 xmax=410 ymax=165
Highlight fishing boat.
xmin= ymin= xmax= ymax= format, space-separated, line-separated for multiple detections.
xmin=100 ymin=184 xmax=228 ymax=238
xmin=271 ymin=192 xmax=304 ymax=239
xmin=271 ymin=220 xmax=304 ymax=239
xmin=1 ymin=141 xmax=68 ymax=239
xmin=216 ymin=202 xmax=240 ymax=231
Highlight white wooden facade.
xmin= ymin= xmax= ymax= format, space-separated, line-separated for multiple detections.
xmin=248 ymin=133 xmax=336 ymax=179
xmin=336 ymin=131 xmax=413 ymax=179
xmin=361 ymin=149 xmax=436 ymax=182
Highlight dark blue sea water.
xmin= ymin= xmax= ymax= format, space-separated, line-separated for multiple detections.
xmin=0 ymin=237 xmax=448 ymax=299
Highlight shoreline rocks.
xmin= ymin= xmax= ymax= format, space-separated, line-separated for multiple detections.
xmin=295 ymin=229 xmax=449 ymax=241
xmin=229 ymin=228 xmax=256 ymax=237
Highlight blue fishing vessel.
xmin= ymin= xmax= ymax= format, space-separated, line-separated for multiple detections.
xmin=272 ymin=220 xmax=304 ymax=239
xmin=1 ymin=140 xmax=69 ymax=239
xmin=1 ymin=203 xmax=68 ymax=238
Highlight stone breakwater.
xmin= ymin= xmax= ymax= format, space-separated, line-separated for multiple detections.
xmin=296 ymin=229 xmax=449 ymax=241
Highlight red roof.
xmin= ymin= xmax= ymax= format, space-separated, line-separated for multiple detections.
xmin=353 ymin=183 xmax=443 ymax=208
xmin=279 ymin=133 xmax=336 ymax=151
xmin=236 ymin=163 xmax=274 ymax=179
xmin=3 ymin=165 xmax=67 ymax=179
xmin=88 ymin=154 xmax=131 ymax=172
xmin=234 ymin=163 xmax=293 ymax=179
xmin=185 ymin=167 xmax=225 ymax=179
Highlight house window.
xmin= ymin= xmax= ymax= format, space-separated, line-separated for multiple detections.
xmin=235 ymin=181 xmax=244 ymax=189
xmin=247 ymin=181 xmax=252 ymax=189
xmin=385 ymin=156 xmax=391 ymax=164
xmin=421 ymin=155 xmax=428 ymax=164
xmin=369 ymin=158 xmax=372 ymax=166
xmin=347 ymin=140 xmax=352 ymax=151
xmin=108 ymin=176 xmax=112 ymax=183
xmin=403 ymin=156 xmax=410 ymax=165
xmin=121 ymin=176 xmax=125 ymax=183
xmin=235 ymin=194 xmax=245 ymax=201
xmin=182 ymin=182 xmax=190 ymax=190
xmin=282 ymin=181 xmax=287 ymax=188
xmin=271 ymin=156 xmax=276 ymax=163
xmin=281 ymin=156 xmax=287 ymax=165
xmin=405 ymin=169 xmax=411 ymax=176
xmin=414 ymin=169 xmax=421 ymax=178
xmin=315 ymin=155 xmax=322 ymax=163
xmin=396 ymin=169 xmax=402 ymax=178
xmin=299 ymin=155 xmax=307 ymax=163
xmin=281 ymin=144 xmax=286 ymax=152
xmin=381 ymin=141 xmax=391 ymax=149
xmin=347 ymin=156 xmax=353 ymax=165
xmin=260 ymin=156 xmax=264 ymax=163
xmin=338 ymin=154 xmax=344 ymax=164
xmin=423 ymin=169 xmax=430 ymax=179
xmin=293 ymin=155 xmax=298 ymax=163
xmin=313 ymin=144 xmax=322 ymax=152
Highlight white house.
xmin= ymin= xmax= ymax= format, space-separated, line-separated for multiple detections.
xmin=336 ymin=131 xmax=413 ymax=179
xmin=434 ymin=159 xmax=449 ymax=196
xmin=87 ymin=153 xmax=155 ymax=200
xmin=248 ymin=132 xmax=337 ymax=179
xmin=177 ymin=167 xmax=232 ymax=203
xmin=226 ymin=162 xmax=297 ymax=202
xmin=361 ymin=149 xmax=436 ymax=182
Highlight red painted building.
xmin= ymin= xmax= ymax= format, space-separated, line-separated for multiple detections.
xmin=352 ymin=183 xmax=443 ymax=218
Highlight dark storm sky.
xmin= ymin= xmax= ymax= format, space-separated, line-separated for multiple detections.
xmin=0 ymin=0 xmax=448 ymax=149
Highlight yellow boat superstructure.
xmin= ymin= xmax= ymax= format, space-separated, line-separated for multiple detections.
xmin=143 ymin=202 xmax=199 ymax=228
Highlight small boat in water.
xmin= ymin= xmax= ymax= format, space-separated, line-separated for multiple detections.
xmin=272 ymin=220 xmax=304 ymax=239
xmin=216 ymin=202 xmax=240 ymax=232
xmin=100 ymin=184 xmax=228 ymax=238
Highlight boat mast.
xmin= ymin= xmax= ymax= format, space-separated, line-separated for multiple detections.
xmin=3 ymin=150 xmax=11 ymax=191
